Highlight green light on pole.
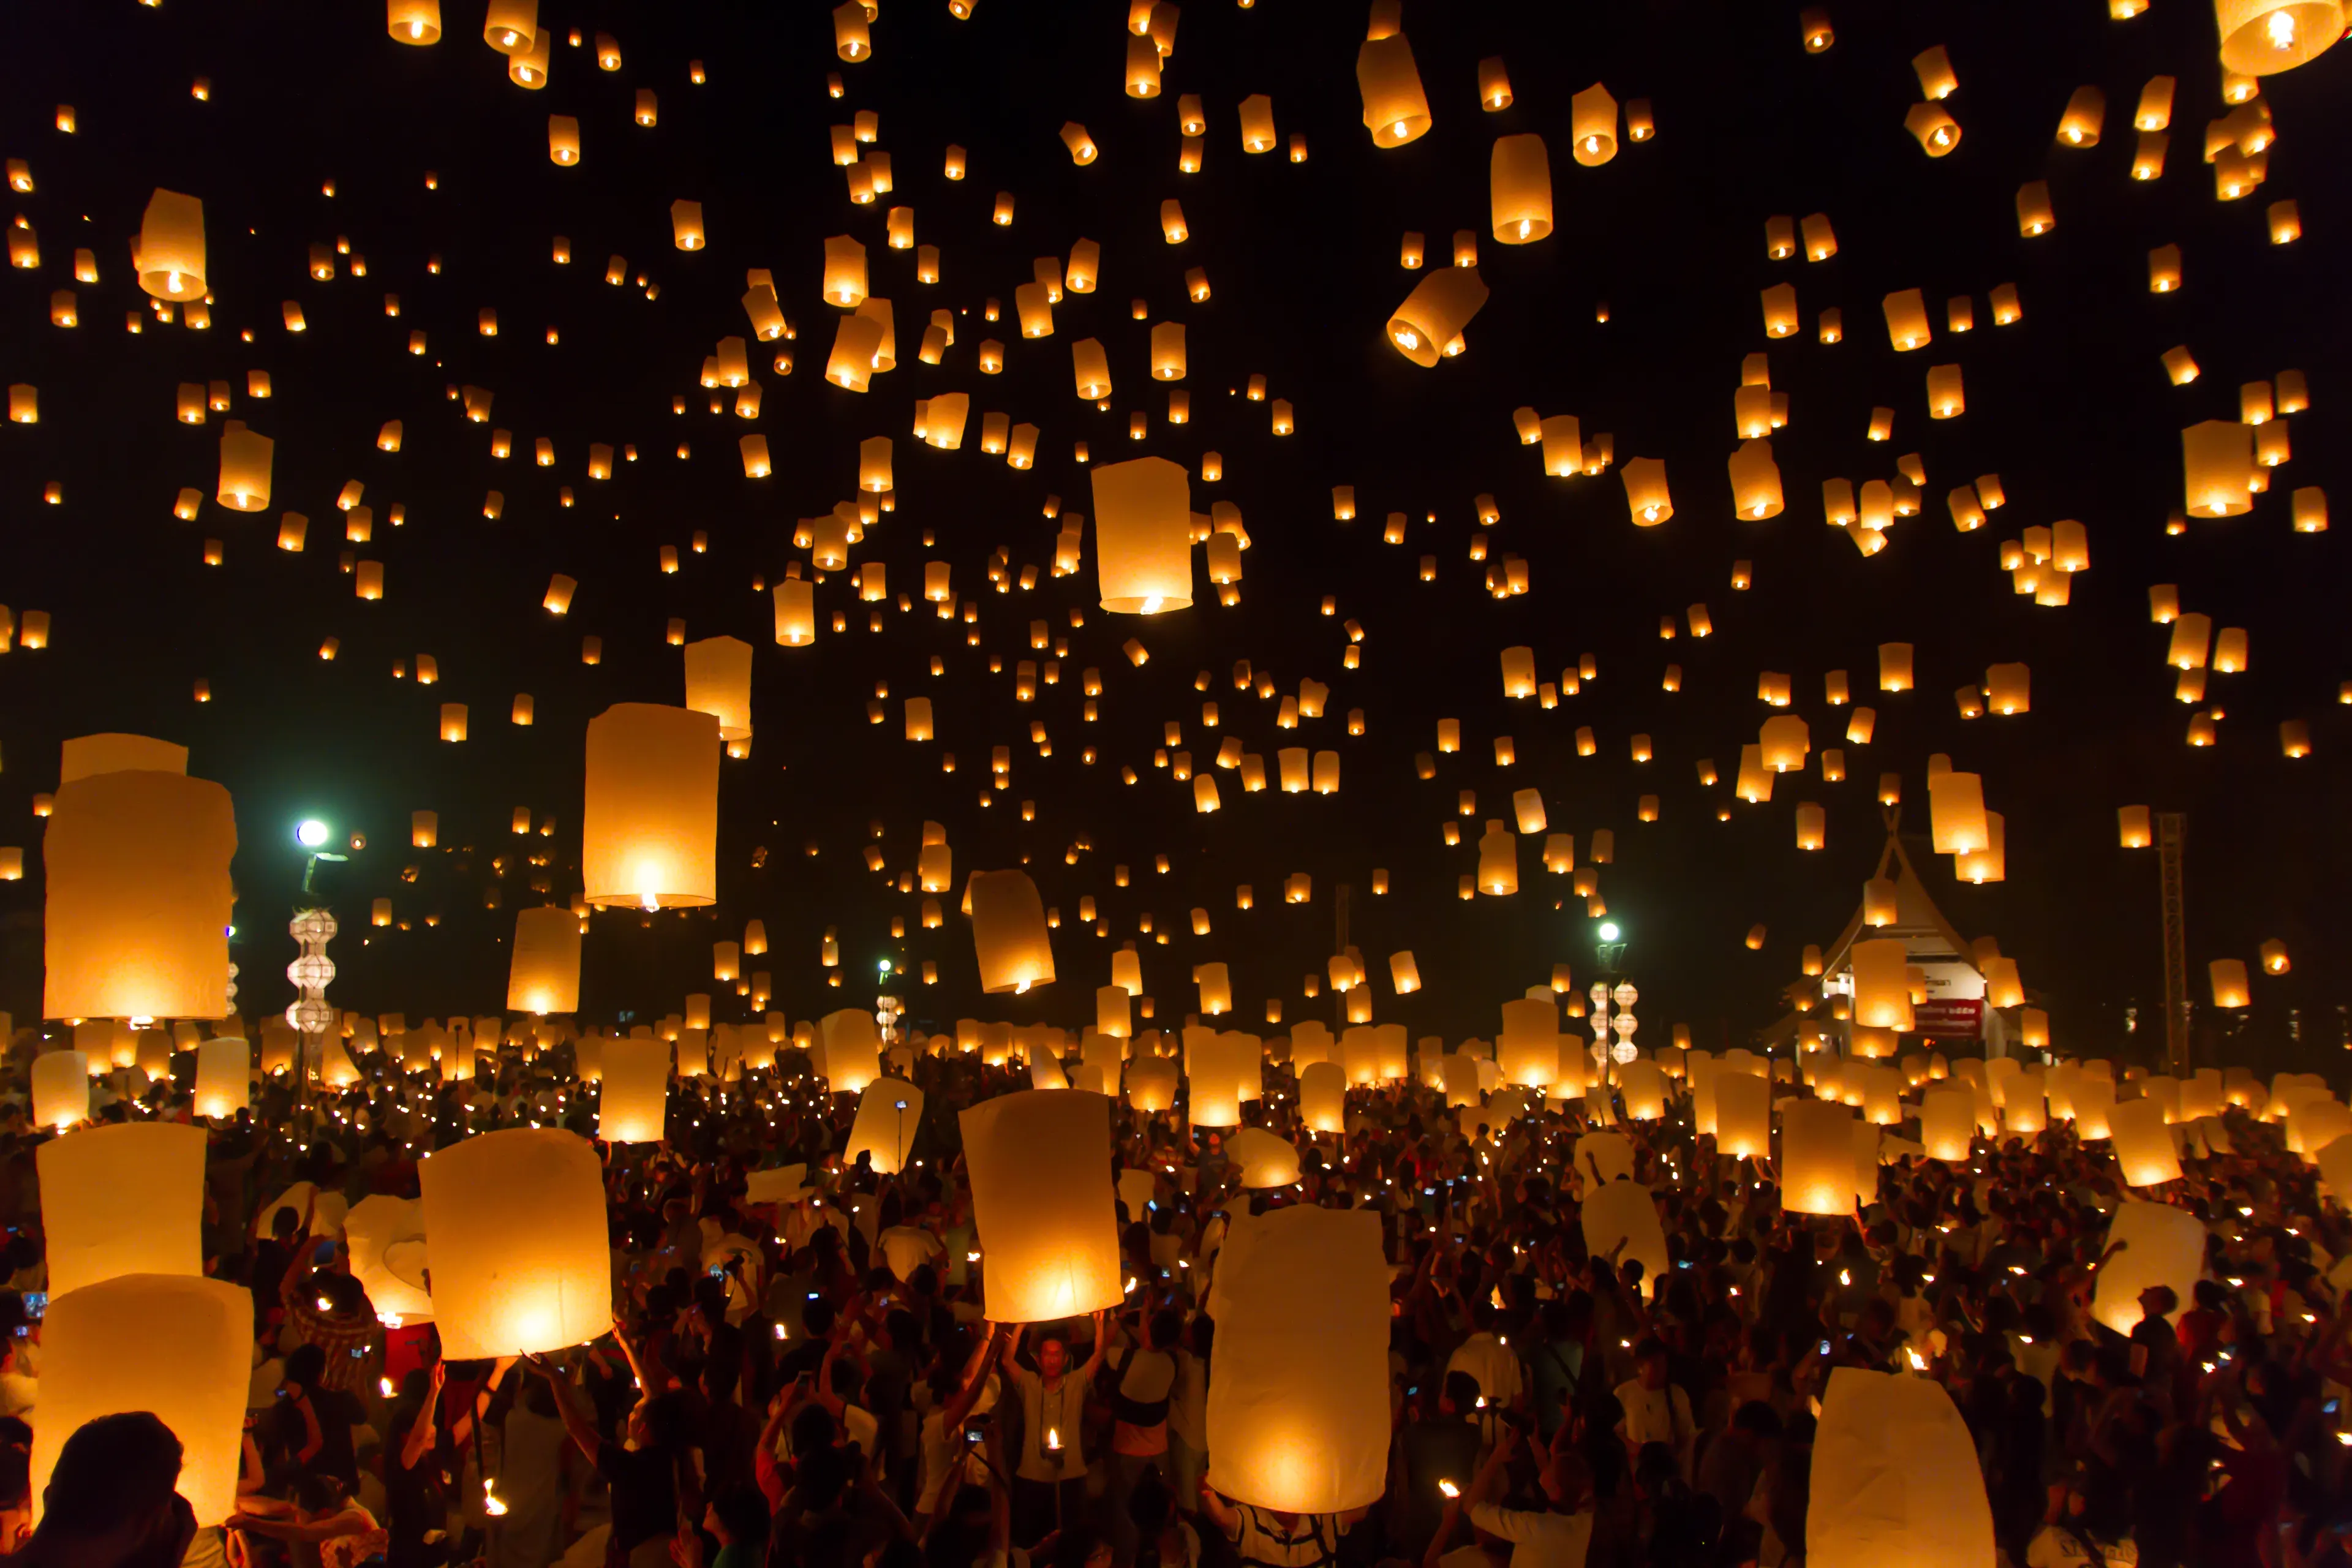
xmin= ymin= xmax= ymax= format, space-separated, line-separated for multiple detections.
xmin=1597 ymin=921 xmax=1621 ymax=943
xmin=295 ymin=818 xmax=332 ymax=849
xmin=877 ymin=958 xmax=894 ymax=978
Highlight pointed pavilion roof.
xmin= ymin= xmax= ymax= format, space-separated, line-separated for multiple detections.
xmin=1819 ymin=807 xmax=1978 ymax=976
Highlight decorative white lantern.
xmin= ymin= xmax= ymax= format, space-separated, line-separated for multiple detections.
xmin=420 ymin=1128 xmax=612 ymax=1358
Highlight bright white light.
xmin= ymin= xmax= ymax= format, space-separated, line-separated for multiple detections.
xmin=1598 ymin=921 xmax=1621 ymax=942
xmin=295 ymin=819 xmax=331 ymax=848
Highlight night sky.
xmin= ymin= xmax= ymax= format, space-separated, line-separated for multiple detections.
xmin=2 ymin=0 xmax=2346 ymax=1066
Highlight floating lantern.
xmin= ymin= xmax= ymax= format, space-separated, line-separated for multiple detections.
xmin=1387 ymin=268 xmax=1487 ymax=367
xmin=1356 ymin=35 xmax=1431 ymax=146
xmin=1203 ymin=1207 xmax=1387 ymax=1512
xmin=960 ymin=1089 xmax=1120 ymax=1320
xmin=421 ymin=1128 xmax=611 ymax=1358
xmin=581 ymin=704 xmax=719 ymax=908
xmin=32 ymin=1275 xmax=251 ymax=1528
xmin=1570 ymin=82 xmax=1618 ymax=164
xmin=39 ymin=1123 xmax=207 ymax=1296
xmin=1490 ymin=135 xmax=1552 ymax=243
xmin=1809 ymin=1369 xmax=1993 ymax=1568
xmin=971 ymin=870 xmax=1055 ymax=992
xmin=1093 ymin=456 xmax=1193 ymax=612
xmin=508 ymin=906 xmax=581 ymax=1016
xmin=44 ymin=771 xmax=233 ymax=1020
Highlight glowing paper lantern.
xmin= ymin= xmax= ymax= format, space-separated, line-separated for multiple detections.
xmin=1093 ymin=456 xmax=1193 ymax=612
xmin=2110 ymin=1098 xmax=2182 ymax=1186
xmin=581 ymin=704 xmax=718 ymax=908
xmin=1581 ymin=1178 xmax=1668 ymax=1286
xmin=135 ymin=188 xmax=206 ymax=300
xmin=960 ymin=1088 xmax=1121 ymax=1321
xmin=970 ymin=870 xmax=1055 ymax=993
xmin=597 ymin=1038 xmax=669 ymax=1144
xmin=1809 ymin=1368 xmax=1992 ymax=1568
xmin=32 ymin=1275 xmax=251 ymax=1527
xmin=682 ymin=635 xmax=754 ymax=741
xmin=1387 ymin=268 xmax=1488 ymax=366
xmin=1356 ymin=35 xmax=1431 ymax=147
xmin=421 ymin=1128 xmax=611 ymax=1358
xmin=818 ymin=1009 xmax=881 ymax=1093
xmin=2089 ymin=1200 xmax=2204 ymax=1333
xmin=1782 ymin=1099 xmax=1856 ymax=1215
xmin=1489 ymin=134 xmax=1553 ymax=243
xmin=31 ymin=1050 xmax=88 ymax=1129
xmin=1921 ymin=1085 xmax=1974 ymax=1161
xmin=1714 ymin=1071 xmax=1770 ymax=1158
xmin=846 ymin=1079 xmax=924 ymax=1174
xmin=39 ymin=1123 xmax=207 ymax=1297
xmin=2215 ymin=1 xmax=2345 ymax=76
xmin=508 ymin=905 xmax=582 ymax=1016
xmin=1227 ymin=1127 xmax=1302 ymax=1188
xmin=60 ymin=733 xmax=186 ymax=782
xmin=1497 ymin=998 xmax=1559 ymax=1087
xmin=192 ymin=1037 xmax=248 ymax=1119
xmin=1297 ymin=1060 xmax=1346 ymax=1133
xmin=2209 ymin=958 xmax=2250 ymax=1007
xmin=345 ymin=1195 xmax=432 ymax=1324
xmin=1204 ymin=1207 xmax=1389 ymax=1512
xmin=44 ymin=770 xmax=235 ymax=1020
xmin=1126 ymin=1057 xmax=1177 ymax=1113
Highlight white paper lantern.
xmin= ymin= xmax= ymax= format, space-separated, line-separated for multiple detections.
xmin=32 ymin=1275 xmax=252 ymax=1526
xmin=39 ymin=1122 xmax=208 ymax=1297
xmin=1204 ymin=1206 xmax=1389 ymax=1513
xmin=960 ymin=1089 xmax=1121 ymax=1322
xmin=420 ymin=1128 xmax=612 ymax=1358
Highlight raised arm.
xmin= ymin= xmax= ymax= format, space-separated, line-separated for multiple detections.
xmin=400 ymin=1361 xmax=446 ymax=1474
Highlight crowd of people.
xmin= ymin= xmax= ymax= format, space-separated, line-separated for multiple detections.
xmin=0 ymin=1036 xmax=2345 ymax=1568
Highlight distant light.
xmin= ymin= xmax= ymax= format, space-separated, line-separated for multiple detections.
xmin=295 ymin=819 xmax=331 ymax=848
xmin=1597 ymin=921 xmax=1621 ymax=942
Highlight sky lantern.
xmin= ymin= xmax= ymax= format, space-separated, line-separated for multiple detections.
xmin=1809 ymin=1369 xmax=1993 ymax=1568
xmin=1204 ymin=1208 xmax=1389 ymax=1512
xmin=581 ymin=704 xmax=718 ymax=910
xmin=1093 ymin=456 xmax=1193 ymax=612
xmin=421 ymin=1128 xmax=611 ymax=1358
xmin=960 ymin=1089 xmax=1121 ymax=1321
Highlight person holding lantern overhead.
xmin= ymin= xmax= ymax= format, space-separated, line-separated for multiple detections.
xmin=989 ymin=1310 xmax=1109 ymax=1548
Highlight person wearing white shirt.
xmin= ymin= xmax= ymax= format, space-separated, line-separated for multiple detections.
xmin=1611 ymin=1339 xmax=1694 ymax=1481
xmin=1450 ymin=1420 xmax=1595 ymax=1568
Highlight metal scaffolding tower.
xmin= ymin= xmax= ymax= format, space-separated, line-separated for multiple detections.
xmin=2158 ymin=812 xmax=2188 ymax=1074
